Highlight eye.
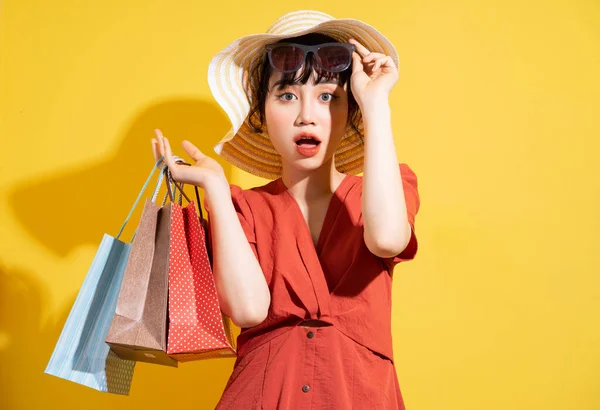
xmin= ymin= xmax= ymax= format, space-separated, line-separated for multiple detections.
xmin=277 ymin=92 xmax=297 ymax=101
xmin=319 ymin=93 xmax=336 ymax=102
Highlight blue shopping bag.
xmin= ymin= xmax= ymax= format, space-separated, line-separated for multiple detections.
xmin=45 ymin=159 xmax=166 ymax=395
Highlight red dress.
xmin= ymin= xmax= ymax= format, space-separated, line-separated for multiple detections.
xmin=215 ymin=164 xmax=420 ymax=409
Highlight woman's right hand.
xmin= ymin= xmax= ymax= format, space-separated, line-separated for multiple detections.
xmin=151 ymin=129 xmax=227 ymax=191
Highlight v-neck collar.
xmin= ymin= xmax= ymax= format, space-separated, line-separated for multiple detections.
xmin=275 ymin=173 xmax=353 ymax=254
xmin=273 ymin=173 xmax=355 ymax=320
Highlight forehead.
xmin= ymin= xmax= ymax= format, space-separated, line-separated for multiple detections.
xmin=268 ymin=68 xmax=343 ymax=89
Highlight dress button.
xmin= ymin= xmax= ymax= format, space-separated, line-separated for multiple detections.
xmin=302 ymin=384 xmax=311 ymax=393
xmin=307 ymin=331 xmax=314 ymax=339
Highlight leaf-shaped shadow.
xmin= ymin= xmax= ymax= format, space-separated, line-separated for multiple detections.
xmin=9 ymin=99 xmax=233 ymax=256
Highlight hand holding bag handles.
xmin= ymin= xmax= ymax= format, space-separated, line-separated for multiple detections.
xmin=106 ymin=158 xmax=236 ymax=369
xmin=162 ymin=163 xmax=238 ymax=361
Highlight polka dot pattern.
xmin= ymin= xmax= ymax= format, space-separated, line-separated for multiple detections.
xmin=166 ymin=202 xmax=237 ymax=361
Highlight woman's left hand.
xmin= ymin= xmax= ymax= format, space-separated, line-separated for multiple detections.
xmin=348 ymin=38 xmax=399 ymax=108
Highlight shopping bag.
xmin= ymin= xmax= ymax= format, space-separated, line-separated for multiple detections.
xmin=164 ymin=175 xmax=237 ymax=361
xmin=44 ymin=160 xmax=164 ymax=394
xmin=105 ymin=197 xmax=177 ymax=367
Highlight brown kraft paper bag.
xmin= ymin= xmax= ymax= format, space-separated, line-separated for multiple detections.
xmin=106 ymin=199 xmax=178 ymax=367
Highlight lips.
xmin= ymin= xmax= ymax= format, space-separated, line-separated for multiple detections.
xmin=294 ymin=133 xmax=322 ymax=146
xmin=293 ymin=132 xmax=322 ymax=157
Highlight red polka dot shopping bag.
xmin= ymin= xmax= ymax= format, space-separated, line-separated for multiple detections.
xmin=164 ymin=173 xmax=237 ymax=361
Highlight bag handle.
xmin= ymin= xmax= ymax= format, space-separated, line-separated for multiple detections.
xmin=163 ymin=160 xmax=212 ymax=264
xmin=116 ymin=158 xmax=166 ymax=240
xmin=164 ymin=161 xmax=204 ymax=220
xmin=117 ymin=155 xmax=202 ymax=242
xmin=150 ymin=155 xmax=186 ymax=205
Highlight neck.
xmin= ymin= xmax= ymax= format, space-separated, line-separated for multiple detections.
xmin=281 ymin=160 xmax=346 ymax=201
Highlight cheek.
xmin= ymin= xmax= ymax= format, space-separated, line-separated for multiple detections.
xmin=264 ymin=100 xmax=294 ymax=154
xmin=330 ymin=102 xmax=349 ymax=133
xmin=265 ymin=100 xmax=290 ymax=133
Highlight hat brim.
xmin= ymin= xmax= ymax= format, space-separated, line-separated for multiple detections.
xmin=208 ymin=12 xmax=398 ymax=180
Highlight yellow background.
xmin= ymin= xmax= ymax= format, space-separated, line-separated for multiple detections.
xmin=1 ymin=0 xmax=599 ymax=409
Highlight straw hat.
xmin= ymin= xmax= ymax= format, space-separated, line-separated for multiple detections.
xmin=208 ymin=10 xmax=398 ymax=180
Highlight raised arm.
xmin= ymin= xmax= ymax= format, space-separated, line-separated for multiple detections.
xmin=361 ymin=102 xmax=411 ymax=258
xmin=349 ymin=39 xmax=412 ymax=257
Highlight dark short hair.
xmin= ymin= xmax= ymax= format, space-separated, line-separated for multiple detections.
xmin=246 ymin=33 xmax=361 ymax=138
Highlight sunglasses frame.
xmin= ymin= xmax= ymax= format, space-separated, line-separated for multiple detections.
xmin=264 ymin=42 xmax=356 ymax=73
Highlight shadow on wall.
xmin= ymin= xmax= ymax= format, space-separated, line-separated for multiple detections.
xmin=9 ymin=99 xmax=234 ymax=257
xmin=0 ymin=263 xmax=236 ymax=409
xmin=2 ymin=100 xmax=239 ymax=409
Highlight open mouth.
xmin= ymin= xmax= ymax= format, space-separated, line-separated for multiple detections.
xmin=295 ymin=137 xmax=321 ymax=146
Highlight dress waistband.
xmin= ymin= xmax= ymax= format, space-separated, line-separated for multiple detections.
xmin=297 ymin=319 xmax=333 ymax=328
xmin=236 ymin=318 xmax=335 ymax=358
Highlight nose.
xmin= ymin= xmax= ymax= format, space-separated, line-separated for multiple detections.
xmin=295 ymin=98 xmax=316 ymax=126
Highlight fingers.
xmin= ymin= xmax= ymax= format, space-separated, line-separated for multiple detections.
xmin=372 ymin=56 xmax=395 ymax=72
xmin=348 ymin=38 xmax=371 ymax=58
xmin=151 ymin=138 xmax=160 ymax=162
xmin=349 ymin=38 xmax=392 ymax=71
xmin=162 ymin=135 xmax=175 ymax=167
xmin=351 ymin=52 xmax=364 ymax=75
xmin=352 ymin=52 xmax=395 ymax=77
xmin=153 ymin=129 xmax=166 ymax=163
xmin=155 ymin=129 xmax=182 ymax=165
xmin=362 ymin=52 xmax=385 ymax=64
xmin=348 ymin=38 xmax=395 ymax=75
xmin=153 ymin=131 xmax=214 ymax=186
xmin=182 ymin=140 xmax=206 ymax=162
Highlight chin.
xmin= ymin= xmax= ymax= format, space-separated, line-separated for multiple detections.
xmin=290 ymin=157 xmax=333 ymax=172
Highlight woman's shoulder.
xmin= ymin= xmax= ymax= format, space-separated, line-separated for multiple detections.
xmin=348 ymin=162 xmax=417 ymax=184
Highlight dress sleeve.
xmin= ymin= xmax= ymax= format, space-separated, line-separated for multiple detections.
xmin=228 ymin=184 xmax=258 ymax=258
xmin=381 ymin=163 xmax=420 ymax=271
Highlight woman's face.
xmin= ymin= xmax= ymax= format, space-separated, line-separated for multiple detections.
xmin=264 ymin=69 xmax=349 ymax=174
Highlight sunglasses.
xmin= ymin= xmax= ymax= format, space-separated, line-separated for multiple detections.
xmin=264 ymin=42 xmax=356 ymax=73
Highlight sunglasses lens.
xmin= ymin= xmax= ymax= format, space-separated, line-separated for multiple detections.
xmin=317 ymin=45 xmax=352 ymax=72
xmin=270 ymin=46 xmax=304 ymax=72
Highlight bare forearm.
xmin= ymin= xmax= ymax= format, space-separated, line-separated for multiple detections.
xmin=204 ymin=178 xmax=270 ymax=328
xmin=361 ymin=100 xmax=411 ymax=256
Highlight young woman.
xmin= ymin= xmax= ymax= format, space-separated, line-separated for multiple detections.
xmin=153 ymin=10 xmax=420 ymax=410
